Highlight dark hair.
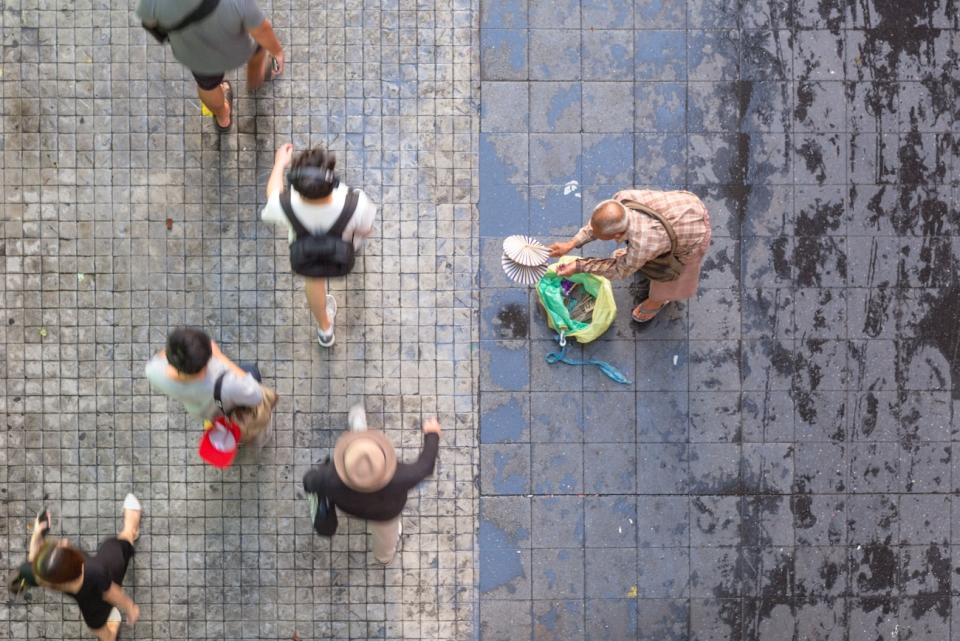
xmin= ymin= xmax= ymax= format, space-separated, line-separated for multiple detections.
xmin=33 ymin=542 xmax=84 ymax=585
xmin=166 ymin=327 xmax=212 ymax=375
xmin=287 ymin=146 xmax=338 ymax=199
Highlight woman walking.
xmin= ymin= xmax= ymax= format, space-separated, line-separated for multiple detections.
xmin=8 ymin=495 xmax=143 ymax=641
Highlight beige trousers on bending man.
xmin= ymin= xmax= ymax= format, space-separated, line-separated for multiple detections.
xmin=348 ymin=405 xmax=402 ymax=564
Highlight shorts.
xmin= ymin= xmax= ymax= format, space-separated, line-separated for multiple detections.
xmin=190 ymin=46 xmax=263 ymax=90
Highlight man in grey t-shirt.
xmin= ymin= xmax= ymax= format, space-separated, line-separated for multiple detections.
xmin=145 ymin=327 xmax=263 ymax=420
xmin=137 ymin=0 xmax=285 ymax=132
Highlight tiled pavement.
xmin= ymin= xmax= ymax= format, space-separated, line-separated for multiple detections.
xmin=478 ymin=0 xmax=960 ymax=640
xmin=1 ymin=1 xmax=477 ymax=640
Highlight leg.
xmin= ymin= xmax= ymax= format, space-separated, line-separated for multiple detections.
xmin=193 ymin=74 xmax=230 ymax=129
xmin=117 ymin=494 xmax=142 ymax=544
xmin=370 ymin=516 xmax=402 ymax=564
xmin=91 ymin=621 xmax=120 ymax=641
xmin=304 ymin=277 xmax=330 ymax=330
xmin=631 ymin=297 xmax=668 ymax=323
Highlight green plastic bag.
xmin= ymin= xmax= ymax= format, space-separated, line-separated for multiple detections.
xmin=536 ymin=257 xmax=616 ymax=344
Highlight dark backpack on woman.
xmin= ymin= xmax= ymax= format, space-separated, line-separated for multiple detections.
xmin=279 ymin=188 xmax=359 ymax=278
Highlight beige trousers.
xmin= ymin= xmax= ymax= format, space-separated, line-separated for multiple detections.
xmin=370 ymin=516 xmax=402 ymax=564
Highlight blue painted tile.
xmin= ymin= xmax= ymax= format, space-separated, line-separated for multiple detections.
xmin=634 ymin=339 xmax=688 ymax=391
xmin=634 ymin=133 xmax=687 ymax=185
xmin=532 ymin=496 xmax=585 ymax=547
xmin=586 ymin=548 xmax=638 ymax=599
xmin=530 ymin=133 xmax=582 ymax=184
xmin=582 ymin=0 xmax=634 ymax=29
xmin=687 ymin=0 xmax=739 ymax=28
xmin=480 ymin=391 xmax=530 ymax=443
xmin=481 ymin=28 xmax=529 ymax=81
xmin=585 ymin=496 xmax=638 ymax=547
xmin=480 ymin=496 xmax=532 ymax=547
xmin=583 ymin=390 xmax=636 ymax=443
xmin=531 ymin=338 xmax=583 ymax=391
xmin=582 ymin=336 xmax=636 ymax=393
xmin=532 ymin=599 xmax=586 ymax=638
xmin=635 ymin=82 xmax=686 ymax=132
xmin=634 ymin=0 xmax=685 ymax=28
xmin=688 ymin=29 xmax=741 ymax=81
xmin=636 ymin=443 xmax=689 ymax=493
xmin=481 ymin=81 xmax=530 ymax=132
xmin=586 ymin=599 xmax=638 ymax=641
xmin=585 ymin=443 xmax=638 ymax=493
xmin=635 ymin=30 xmax=687 ymax=80
xmin=583 ymin=134 xmax=635 ymax=188
xmin=480 ymin=0 xmax=529 ymax=30
xmin=530 ymin=82 xmax=582 ymax=133
xmin=530 ymin=184 xmax=585 ymax=236
xmin=480 ymin=600 xmax=532 ymax=641
xmin=637 ymin=496 xmax=690 ymax=547
xmin=481 ymin=237 xmax=524 ymax=288
xmin=583 ymin=82 xmax=634 ymax=133
xmin=637 ymin=548 xmax=690 ymax=597
xmin=583 ymin=30 xmax=634 ymax=80
xmin=532 ymin=442 xmax=584 ymax=493
xmin=480 ymin=340 xmax=530 ymax=392
xmin=480 ymin=288 xmax=531 ymax=341
xmin=532 ymin=548 xmax=585 ymax=598
xmin=530 ymin=0 xmax=580 ymax=28
xmin=480 ymin=443 xmax=532 ymax=494
xmin=530 ymin=29 xmax=582 ymax=80
xmin=480 ymin=132 xmax=529 ymax=185
xmin=479 ymin=133 xmax=530 ymax=236
xmin=479 ymin=547 xmax=532 ymax=598
xmin=530 ymin=391 xmax=584 ymax=443
xmin=637 ymin=391 xmax=689 ymax=442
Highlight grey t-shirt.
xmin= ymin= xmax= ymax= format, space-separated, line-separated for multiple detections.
xmin=136 ymin=0 xmax=266 ymax=75
xmin=144 ymin=354 xmax=263 ymax=420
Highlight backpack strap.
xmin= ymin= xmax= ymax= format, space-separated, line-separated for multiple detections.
xmin=328 ymin=189 xmax=360 ymax=238
xmin=621 ymin=199 xmax=678 ymax=255
xmin=279 ymin=190 xmax=311 ymax=239
xmin=166 ymin=0 xmax=220 ymax=35
xmin=213 ymin=371 xmax=227 ymax=414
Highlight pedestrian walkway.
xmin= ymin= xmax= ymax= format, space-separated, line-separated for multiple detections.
xmin=478 ymin=0 xmax=960 ymax=639
xmin=1 ymin=2 xmax=477 ymax=639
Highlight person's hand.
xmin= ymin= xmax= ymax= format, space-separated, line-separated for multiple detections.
xmin=272 ymin=50 xmax=285 ymax=77
xmin=422 ymin=417 xmax=441 ymax=434
xmin=556 ymin=261 xmax=578 ymax=277
xmin=127 ymin=603 xmax=140 ymax=625
xmin=34 ymin=510 xmax=51 ymax=534
xmin=275 ymin=143 xmax=294 ymax=168
xmin=548 ymin=241 xmax=575 ymax=258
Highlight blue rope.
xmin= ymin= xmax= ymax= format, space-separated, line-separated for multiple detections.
xmin=545 ymin=336 xmax=632 ymax=385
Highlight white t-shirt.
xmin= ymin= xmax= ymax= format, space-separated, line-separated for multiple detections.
xmin=144 ymin=355 xmax=263 ymax=420
xmin=261 ymin=183 xmax=377 ymax=248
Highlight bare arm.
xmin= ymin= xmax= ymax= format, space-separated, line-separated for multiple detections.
xmin=266 ymin=144 xmax=294 ymax=200
xmin=26 ymin=512 xmax=49 ymax=563
xmin=248 ymin=19 xmax=283 ymax=57
xmin=103 ymin=583 xmax=140 ymax=624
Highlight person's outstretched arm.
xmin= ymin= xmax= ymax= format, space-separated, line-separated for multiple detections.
xmin=265 ymin=143 xmax=293 ymax=200
xmin=549 ymin=223 xmax=595 ymax=258
xmin=27 ymin=511 xmax=50 ymax=563
xmin=392 ymin=418 xmax=441 ymax=489
xmin=103 ymin=584 xmax=140 ymax=625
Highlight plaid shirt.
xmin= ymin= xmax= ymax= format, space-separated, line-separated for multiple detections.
xmin=572 ymin=189 xmax=709 ymax=281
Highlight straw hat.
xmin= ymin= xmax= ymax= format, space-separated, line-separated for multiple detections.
xmin=333 ymin=430 xmax=397 ymax=492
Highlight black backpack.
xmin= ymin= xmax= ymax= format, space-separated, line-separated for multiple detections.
xmin=279 ymin=188 xmax=359 ymax=278
xmin=142 ymin=0 xmax=220 ymax=43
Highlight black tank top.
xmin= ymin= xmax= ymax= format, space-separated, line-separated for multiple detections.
xmin=69 ymin=555 xmax=113 ymax=629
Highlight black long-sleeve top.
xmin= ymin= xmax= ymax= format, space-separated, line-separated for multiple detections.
xmin=302 ymin=433 xmax=439 ymax=522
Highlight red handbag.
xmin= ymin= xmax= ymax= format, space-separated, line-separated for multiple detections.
xmin=198 ymin=416 xmax=241 ymax=469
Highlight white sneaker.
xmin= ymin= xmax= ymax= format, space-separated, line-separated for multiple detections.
xmin=348 ymin=404 xmax=368 ymax=432
xmin=317 ymin=294 xmax=337 ymax=347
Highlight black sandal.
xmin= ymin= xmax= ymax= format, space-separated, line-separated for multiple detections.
xmin=213 ymin=81 xmax=233 ymax=133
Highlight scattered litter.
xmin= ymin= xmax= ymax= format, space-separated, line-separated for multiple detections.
xmin=563 ymin=180 xmax=579 ymax=196
xmin=617 ymin=526 xmax=622 ymax=534
xmin=77 ymin=272 xmax=85 ymax=283
xmin=628 ymin=518 xmax=634 ymax=524
xmin=165 ymin=217 xmax=174 ymax=231
xmin=39 ymin=327 xmax=47 ymax=337
xmin=626 ymin=585 xmax=638 ymax=598
xmin=201 ymin=103 xmax=213 ymax=117
xmin=673 ymin=354 xmax=678 ymax=366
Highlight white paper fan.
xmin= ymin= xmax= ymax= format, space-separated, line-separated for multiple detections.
xmin=501 ymin=252 xmax=548 ymax=286
xmin=502 ymin=235 xmax=549 ymax=267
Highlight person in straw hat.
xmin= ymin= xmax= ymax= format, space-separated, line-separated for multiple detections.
xmin=302 ymin=405 xmax=441 ymax=564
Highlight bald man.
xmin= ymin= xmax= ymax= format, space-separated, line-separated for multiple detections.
xmin=549 ymin=189 xmax=712 ymax=323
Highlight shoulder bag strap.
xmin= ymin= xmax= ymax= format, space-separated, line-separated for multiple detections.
xmin=327 ymin=189 xmax=360 ymax=238
xmin=167 ymin=0 xmax=221 ymax=34
xmin=621 ymin=199 xmax=678 ymax=255
xmin=279 ymin=190 xmax=311 ymax=239
xmin=213 ymin=371 xmax=227 ymax=414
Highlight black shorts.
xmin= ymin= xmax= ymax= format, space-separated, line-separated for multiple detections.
xmin=191 ymin=46 xmax=263 ymax=90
